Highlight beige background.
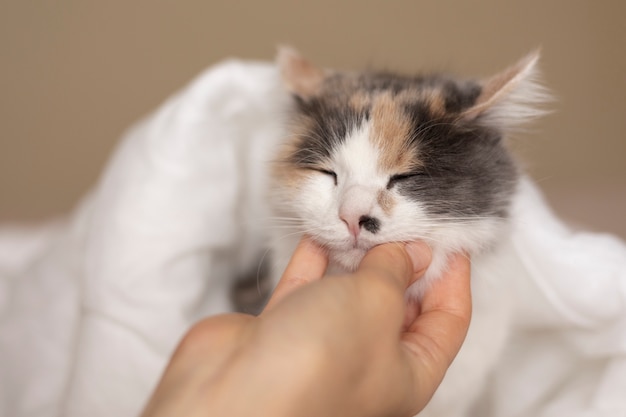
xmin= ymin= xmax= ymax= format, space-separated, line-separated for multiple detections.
xmin=1 ymin=1 xmax=625 ymax=238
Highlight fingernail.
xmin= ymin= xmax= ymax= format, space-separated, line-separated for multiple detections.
xmin=405 ymin=241 xmax=432 ymax=273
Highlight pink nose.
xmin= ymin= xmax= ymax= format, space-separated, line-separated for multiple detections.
xmin=339 ymin=185 xmax=381 ymax=238
xmin=340 ymin=213 xmax=381 ymax=238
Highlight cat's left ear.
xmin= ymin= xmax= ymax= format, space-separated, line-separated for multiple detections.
xmin=462 ymin=50 xmax=550 ymax=129
xmin=277 ymin=46 xmax=326 ymax=100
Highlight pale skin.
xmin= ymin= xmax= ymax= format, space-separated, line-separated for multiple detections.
xmin=141 ymin=238 xmax=472 ymax=417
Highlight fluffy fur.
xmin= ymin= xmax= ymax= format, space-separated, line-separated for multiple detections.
xmin=267 ymin=48 xmax=548 ymax=416
xmin=270 ymin=47 xmax=546 ymax=297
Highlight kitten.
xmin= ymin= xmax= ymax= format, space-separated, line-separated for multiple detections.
xmin=268 ymin=47 xmax=547 ymax=416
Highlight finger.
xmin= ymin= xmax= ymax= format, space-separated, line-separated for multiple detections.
xmin=404 ymin=241 xmax=433 ymax=286
xmin=419 ymin=252 xmax=472 ymax=324
xmin=405 ymin=252 xmax=471 ymax=348
xmin=358 ymin=241 xmax=431 ymax=293
xmin=352 ymin=242 xmax=430 ymax=328
xmin=401 ymin=253 xmax=472 ymax=394
xmin=263 ymin=236 xmax=329 ymax=312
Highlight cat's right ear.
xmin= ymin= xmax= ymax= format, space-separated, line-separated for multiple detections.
xmin=277 ymin=46 xmax=326 ymax=100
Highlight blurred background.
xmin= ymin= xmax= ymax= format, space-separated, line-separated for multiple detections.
xmin=1 ymin=0 xmax=624 ymax=238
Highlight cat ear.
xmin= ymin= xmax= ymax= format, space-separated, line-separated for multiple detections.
xmin=462 ymin=50 xmax=550 ymax=129
xmin=277 ymin=46 xmax=326 ymax=99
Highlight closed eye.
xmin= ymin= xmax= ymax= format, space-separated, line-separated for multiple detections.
xmin=312 ymin=168 xmax=338 ymax=185
xmin=387 ymin=171 xmax=426 ymax=189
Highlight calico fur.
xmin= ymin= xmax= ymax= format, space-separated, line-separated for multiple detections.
xmin=268 ymin=47 xmax=548 ymax=416
xmin=271 ymin=47 xmax=546 ymax=298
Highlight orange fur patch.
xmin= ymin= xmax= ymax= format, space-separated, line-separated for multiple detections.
xmin=270 ymin=140 xmax=311 ymax=191
xmin=421 ymin=88 xmax=446 ymax=116
xmin=370 ymin=92 xmax=421 ymax=174
xmin=377 ymin=189 xmax=396 ymax=214
xmin=349 ymin=92 xmax=372 ymax=113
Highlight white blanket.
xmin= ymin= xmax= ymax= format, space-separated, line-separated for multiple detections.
xmin=1 ymin=60 xmax=625 ymax=417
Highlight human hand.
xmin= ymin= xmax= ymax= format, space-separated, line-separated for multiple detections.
xmin=140 ymin=238 xmax=471 ymax=417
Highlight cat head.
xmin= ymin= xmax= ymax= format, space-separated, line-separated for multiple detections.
xmin=271 ymin=47 xmax=548 ymax=271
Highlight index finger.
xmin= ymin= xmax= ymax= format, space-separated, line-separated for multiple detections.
xmin=402 ymin=253 xmax=472 ymax=400
xmin=263 ymin=236 xmax=329 ymax=312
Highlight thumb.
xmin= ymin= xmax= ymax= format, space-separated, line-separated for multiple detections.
xmin=357 ymin=241 xmax=432 ymax=291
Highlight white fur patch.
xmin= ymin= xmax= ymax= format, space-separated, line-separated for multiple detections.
xmin=273 ymin=118 xmax=510 ymax=299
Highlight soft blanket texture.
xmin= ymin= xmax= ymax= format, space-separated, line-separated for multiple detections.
xmin=1 ymin=60 xmax=625 ymax=417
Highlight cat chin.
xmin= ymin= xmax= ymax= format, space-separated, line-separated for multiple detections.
xmin=312 ymin=235 xmax=376 ymax=272
xmin=325 ymin=242 xmax=453 ymax=302
xmin=327 ymin=247 xmax=367 ymax=272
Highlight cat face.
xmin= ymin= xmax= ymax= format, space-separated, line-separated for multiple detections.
xmin=272 ymin=48 xmax=547 ymax=271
